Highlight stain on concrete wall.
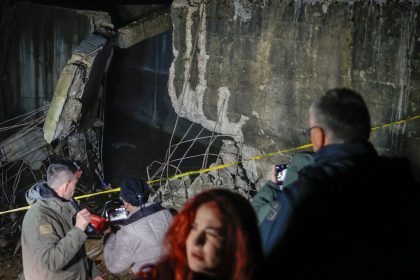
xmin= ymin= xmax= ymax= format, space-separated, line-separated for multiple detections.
xmin=169 ymin=0 xmax=420 ymax=182
xmin=1 ymin=0 xmax=419 ymax=192
xmin=169 ymin=1 xmax=249 ymax=142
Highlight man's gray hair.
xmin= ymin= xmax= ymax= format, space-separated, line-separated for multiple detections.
xmin=47 ymin=163 xmax=75 ymax=190
xmin=310 ymin=88 xmax=371 ymax=143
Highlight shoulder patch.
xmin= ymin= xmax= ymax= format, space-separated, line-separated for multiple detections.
xmin=39 ymin=224 xmax=53 ymax=235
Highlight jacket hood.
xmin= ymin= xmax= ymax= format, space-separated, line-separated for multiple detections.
xmin=25 ymin=181 xmax=60 ymax=205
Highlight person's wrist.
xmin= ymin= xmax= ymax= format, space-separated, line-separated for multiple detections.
xmin=75 ymin=224 xmax=87 ymax=232
xmin=73 ymin=226 xmax=88 ymax=239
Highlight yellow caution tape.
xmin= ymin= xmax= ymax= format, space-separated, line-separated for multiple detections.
xmin=0 ymin=188 xmax=121 ymax=215
xmin=145 ymin=113 xmax=420 ymax=185
xmin=0 ymin=115 xmax=419 ymax=216
xmin=74 ymin=187 xmax=121 ymax=200
xmin=371 ymin=115 xmax=420 ymax=130
xmin=146 ymin=143 xmax=314 ymax=184
xmin=0 ymin=206 xmax=31 ymax=215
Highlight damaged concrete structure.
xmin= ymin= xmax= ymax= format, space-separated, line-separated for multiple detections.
xmin=168 ymin=0 xmax=420 ymax=190
xmin=44 ymin=33 xmax=113 ymax=143
xmin=116 ymin=9 xmax=172 ymax=48
xmin=0 ymin=0 xmax=420 ymax=211
xmin=0 ymin=0 xmax=419 ymax=278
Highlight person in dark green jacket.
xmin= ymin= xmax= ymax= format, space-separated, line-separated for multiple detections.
xmin=21 ymin=162 xmax=103 ymax=280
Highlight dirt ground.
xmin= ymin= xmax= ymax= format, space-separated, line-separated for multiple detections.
xmin=0 ymin=238 xmax=132 ymax=280
xmin=0 ymin=240 xmax=22 ymax=280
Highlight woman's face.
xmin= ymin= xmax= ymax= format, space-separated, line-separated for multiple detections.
xmin=186 ymin=203 xmax=225 ymax=277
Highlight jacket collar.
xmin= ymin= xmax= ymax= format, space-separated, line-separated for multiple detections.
xmin=314 ymin=142 xmax=377 ymax=164
xmin=120 ymin=203 xmax=164 ymax=226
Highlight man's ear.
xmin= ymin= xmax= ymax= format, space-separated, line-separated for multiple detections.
xmin=63 ymin=182 xmax=70 ymax=193
xmin=311 ymin=127 xmax=325 ymax=152
xmin=54 ymin=182 xmax=68 ymax=198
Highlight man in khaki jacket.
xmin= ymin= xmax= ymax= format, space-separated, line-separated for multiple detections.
xmin=21 ymin=162 xmax=103 ymax=280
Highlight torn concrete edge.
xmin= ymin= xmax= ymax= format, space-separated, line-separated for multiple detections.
xmin=77 ymin=10 xmax=115 ymax=37
xmin=0 ymin=126 xmax=49 ymax=170
xmin=43 ymin=34 xmax=111 ymax=144
xmin=115 ymin=9 xmax=172 ymax=49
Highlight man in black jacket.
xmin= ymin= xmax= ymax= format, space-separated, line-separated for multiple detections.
xmin=261 ymin=88 xmax=420 ymax=279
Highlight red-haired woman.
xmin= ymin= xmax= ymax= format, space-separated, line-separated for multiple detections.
xmin=135 ymin=188 xmax=263 ymax=280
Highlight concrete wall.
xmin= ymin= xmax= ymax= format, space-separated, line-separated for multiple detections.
xmin=169 ymin=0 xmax=420 ymax=182
xmin=1 ymin=1 xmax=419 ymax=191
xmin=0 ymin=3 xmax=95 ymax=121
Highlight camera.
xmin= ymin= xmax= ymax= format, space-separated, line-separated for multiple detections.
xmin=275 ymin=164 xmax=288 ymax=187
xmin=106 ymin=207 xmax=128 ymax=222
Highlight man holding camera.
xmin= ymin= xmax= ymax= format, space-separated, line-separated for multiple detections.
xmin=261 ymin=88 xmax=420 ymax=279
xmin=103 ymin=178 xmax=173 ymax=275
xmin=21 ymin=162 xmax=103 ymax=280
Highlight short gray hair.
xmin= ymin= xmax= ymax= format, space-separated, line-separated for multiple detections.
xmin=47 ymin=163 xmax=75 ymax=190
xmin=310 ymin=88 xmax=371 ymax=143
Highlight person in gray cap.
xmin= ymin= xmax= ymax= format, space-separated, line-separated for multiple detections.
xmin=103 ymin=178 xmax=173 ymax=275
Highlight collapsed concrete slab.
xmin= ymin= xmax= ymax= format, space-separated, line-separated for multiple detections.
xmin=0 ymin=126 xmax=49 ymax=170
xmin=115 ymin=9 xmax=172 ymax=49
xmin=43 ymin=33 xmax=113 ymax=144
